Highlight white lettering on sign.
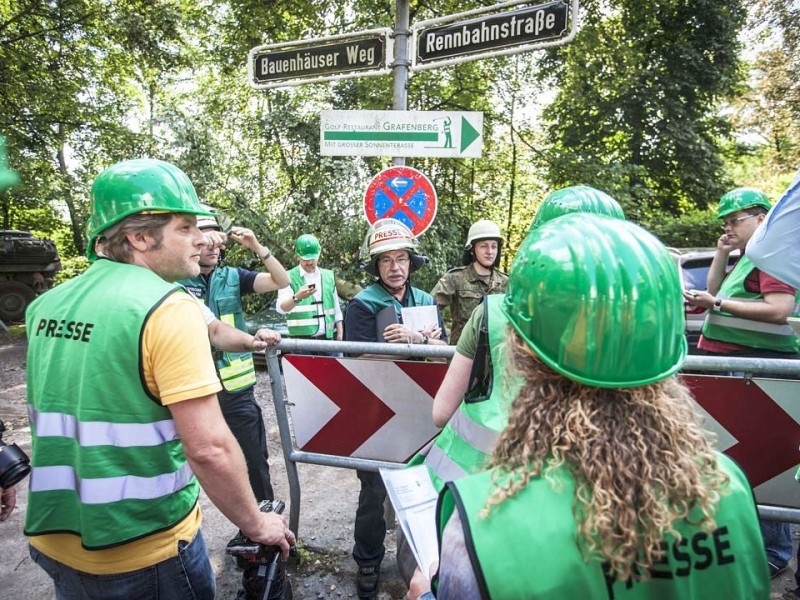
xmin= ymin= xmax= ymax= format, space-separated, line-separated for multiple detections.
xmin=259 ymin=51 xmax=342 ymax=76
xmin=346 ymin=44 xmax=375 ymax=65
xmin=425 ymin=10 xmax=557 ymax=54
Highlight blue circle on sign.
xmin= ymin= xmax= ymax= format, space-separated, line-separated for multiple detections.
xmin=364 ymin=167 xmax=438 ymax=236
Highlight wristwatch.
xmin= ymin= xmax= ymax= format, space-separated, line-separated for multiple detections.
xmin=259 ymin=247 xmax=272 ymax=260
xmin=421 ymin=334 xmax=429 ymax=345
xmin=713 ymin=297 xmax=724 ymax=311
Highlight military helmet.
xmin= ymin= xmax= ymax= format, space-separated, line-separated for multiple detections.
xmin=295 ymin=234 xmax=321 ymax=260
xmin=462 ymin=219 xmax=503 ymax=267
xmin=503 ymin=213 xmax=686 ymax=388
xmin=86 ymin=159 xmax=212 ymax=260
xmin=529 ymin=186 xmax=625 ymax=233
xmin=716 ymin=187 xmax=771 ymax=220
xmin=0 ymin=135 xmax=20 ymax=192
xmin=361 ymin=218 xmax=428 ymax=277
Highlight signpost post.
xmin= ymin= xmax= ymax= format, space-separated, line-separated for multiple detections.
xmin=321 ymin=110 xmax=483 ymax=158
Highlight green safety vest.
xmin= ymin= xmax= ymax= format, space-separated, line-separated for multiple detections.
xmin=438 ymin=454 xmax=769 ymax=599
xmin=354 ymin=281 xmax=435 ymax=316
xmin=702 ymin=255 xmax=800 ymax=353
xmin=286 ymin=266 xmax=337 ymax=338
xmin=181 ymin=267 xmax=256 ymax=392
xmin=24 ymin=259 xmax=199 ymax=549
xmin=409 ymin=295 xmax=520 ymax=492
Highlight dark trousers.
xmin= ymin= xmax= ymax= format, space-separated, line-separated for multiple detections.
xmin=218 ymin=386 xmax=274 ymax=502
xmin=353 ymin=470 xmax=386 ymax=567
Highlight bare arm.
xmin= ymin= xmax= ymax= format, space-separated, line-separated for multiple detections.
xmin=706 ymin=235 xmax=736 ymax=295
xmin=207 ymin=320 xmax=280 ymax=353
xmin=229 ymin=227 xmax=290 ymax=291
xmin=433 ymin=352 xmax=474 ymax=427
xmin=170 ymin=395 xmax=295 ymax=556
xmin=684 ymin=290 xmax=795 ymax=325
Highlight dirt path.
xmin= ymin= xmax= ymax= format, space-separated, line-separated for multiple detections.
xmin=0 ymin=330 xmax=406 ymax=600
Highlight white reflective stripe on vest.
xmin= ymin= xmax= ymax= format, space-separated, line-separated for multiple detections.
xmin=286 ymin=317 xmax=322 ymax=327
xmin=706 ymin=313 xmax=796 ymax=336
xmin=425 ymin=444 xmax=469 ymax=482
xmin=28 ymin=407 xmax=178 ymax=447
xmin=290 ymin=305 xmax=318 ymax=315
xmin=29 ymin=462 xmax=194 ymax=504
xmin=449 ymin=409 xmax=500 ymax=454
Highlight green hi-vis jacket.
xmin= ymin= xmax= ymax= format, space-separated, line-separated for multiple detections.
xmin=24 ymin=259 xmax=199 ymax=549
xmin=438 ymin=454 xmax=769 ymax=599
xmin=182 ymin=267 xmax=256 ymax=392
xmin=409 ymin=295 xmax=520 ymax=492
xmin=702 ymin=254 xmax=800 ymax=353
xmin=286 ymin=266 xmax=336 ymax=338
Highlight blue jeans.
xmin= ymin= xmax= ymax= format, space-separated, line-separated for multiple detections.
xmin=760 ymin=519 xmax=793 ymax=568
xmin=30 ymin=529 xmax=215 ymax=600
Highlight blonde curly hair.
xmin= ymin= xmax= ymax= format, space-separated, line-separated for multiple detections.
xmin=484 ymin=332 xmax=728 ymax=583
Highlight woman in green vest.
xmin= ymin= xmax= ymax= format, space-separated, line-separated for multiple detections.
xmin=407 ymin=214 xmax=769 ymax=600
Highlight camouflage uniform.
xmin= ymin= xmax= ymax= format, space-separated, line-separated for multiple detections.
xmin=431 ymin=263 xmax=508 ymax=344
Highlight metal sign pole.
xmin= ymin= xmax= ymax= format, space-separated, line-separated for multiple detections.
xmin=392 ymin=0 xmax=410 ymax=167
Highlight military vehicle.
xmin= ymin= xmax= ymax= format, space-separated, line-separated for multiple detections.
xmin=0 ymin=230 xmax=62 ymax=322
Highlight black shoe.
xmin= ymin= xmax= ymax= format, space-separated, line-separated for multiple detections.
xmin=770 ymin=561 xmax=789 ymax=578
xmin=356 ymin=565 xmax=381 ymax=599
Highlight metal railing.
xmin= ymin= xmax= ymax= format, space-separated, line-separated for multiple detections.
xmin=262 ymin=340 xmax=800 ymax=533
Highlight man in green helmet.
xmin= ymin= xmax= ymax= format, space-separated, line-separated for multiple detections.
xmin=408 ymin=214 xmax=769 ymax=600
xmin=430 ymin=219 xmax=507 ymax=344
xmin=277 ymin=233 xmax=344 ymax=351
xmin=684 ymin=186 xmax=800 ymax=579
xmin=24 ymin=159 xmax=294 ymax=600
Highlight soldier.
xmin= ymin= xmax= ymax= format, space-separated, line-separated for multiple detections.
xmin=430 ymin=220 xmax=507 ymax=344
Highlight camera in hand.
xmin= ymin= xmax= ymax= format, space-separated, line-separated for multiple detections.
xmin=226 ymin=499 xmax=293 ymax=600
xmin=0 ymin=420 xmax=31 ymax=489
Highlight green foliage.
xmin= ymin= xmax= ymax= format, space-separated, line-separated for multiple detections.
xmin=540 ymin=0 xmax=746 ymax=217
xmin=641 ymin=207 xmax=720 ymax=249
xmin=55 ymin=256 xmax=91 ymax=285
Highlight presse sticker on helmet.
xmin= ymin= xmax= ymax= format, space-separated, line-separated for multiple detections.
xmin=363 ymin=166 xmax=437 ymax=236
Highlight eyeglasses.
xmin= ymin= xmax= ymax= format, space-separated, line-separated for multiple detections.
xmin=378 ymin=256 xmax=410 ymax=267
xmin=721 ymin=214 xmax=756 ymax=230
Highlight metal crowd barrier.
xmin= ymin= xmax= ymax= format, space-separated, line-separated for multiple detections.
xmin=260 ymin=340 xmax=800 ymax=534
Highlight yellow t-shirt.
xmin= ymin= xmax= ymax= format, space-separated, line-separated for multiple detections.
xmin=29 ymin=292 xmax=222 ymax=574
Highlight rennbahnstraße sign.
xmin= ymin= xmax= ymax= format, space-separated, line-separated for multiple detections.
xmin=414 ymin=1 xmax=569 ymax=68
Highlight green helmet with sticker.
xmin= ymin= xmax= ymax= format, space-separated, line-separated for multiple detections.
xmin=503 ymin=213 xmax=686 ymax=388
xmin=716 ymin=187 xmax=771 ymax=220
xmin=86 ymin=159 xmax=213 ymax=260
xmin=295 ymin=234 xmax=321 ymax=260
xmin=529 ymin=186 xmax=625 ymax=233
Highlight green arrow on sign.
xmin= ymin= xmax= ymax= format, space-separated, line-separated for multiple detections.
xmin=460 ymin=117 xmax=480 ymax=153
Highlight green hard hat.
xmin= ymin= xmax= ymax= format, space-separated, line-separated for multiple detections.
xmin=529 ymin=186 xmax=625 ymax=233
xmin=0 ymin=135 xmax=20 ymax=192
xmin=503 ymin=213 xmax=686 ymax=388
xmin=716 ymin=187 xmax=771 ymax=220
xmin=295 ymin=234 xmax=321 ymax=260
xmin=86 ymin=159 xmax=213 ymax=260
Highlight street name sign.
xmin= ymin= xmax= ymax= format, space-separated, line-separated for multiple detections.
xmin=320 ymin=110 xmax=483 ymax=158
xmin=248 ymin=28 xmax=393 ymax=90
xmin=412 ymin=0 xmax=576 ymax=71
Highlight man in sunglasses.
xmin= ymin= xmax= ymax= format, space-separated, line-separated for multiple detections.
xmin=683 ymin=186 xmax=800 ymax=581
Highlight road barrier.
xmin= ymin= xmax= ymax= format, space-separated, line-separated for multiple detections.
xmin=262 ymin=340 xmax=800 ymax=535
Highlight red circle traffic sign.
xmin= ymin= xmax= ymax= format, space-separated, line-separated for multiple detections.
xmin=363 ymin=166 xmax=438 ymax=237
